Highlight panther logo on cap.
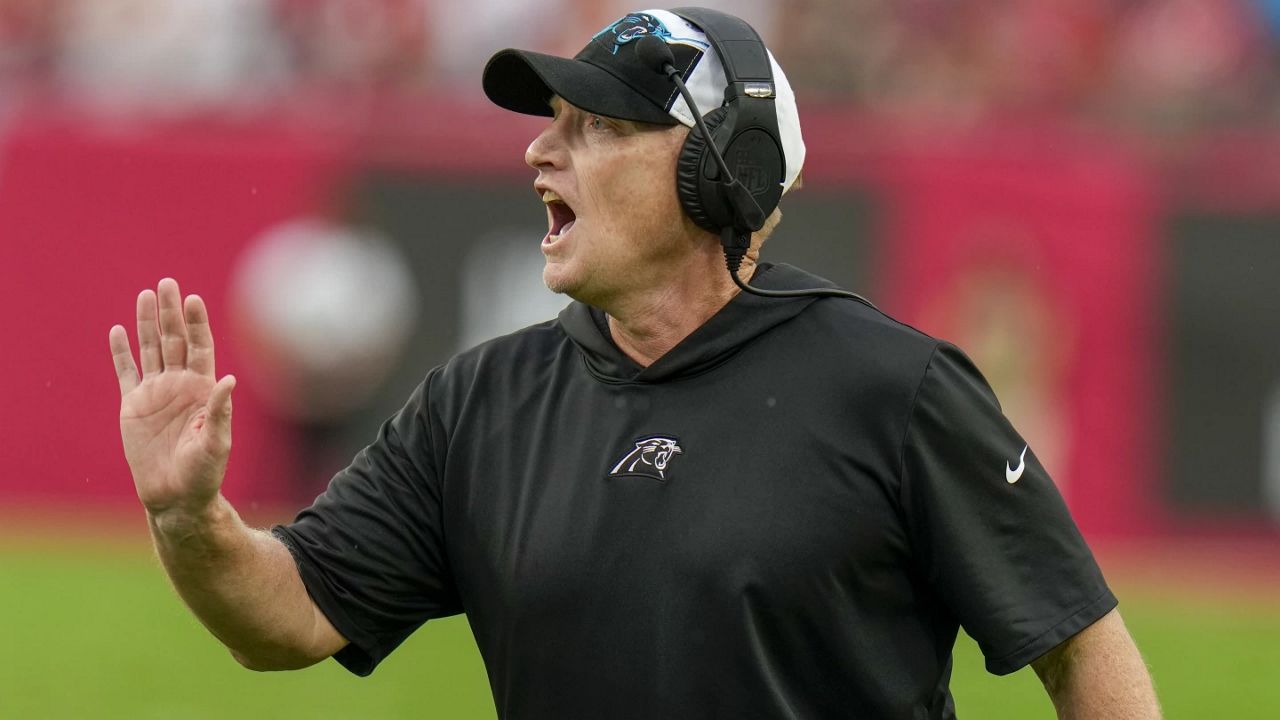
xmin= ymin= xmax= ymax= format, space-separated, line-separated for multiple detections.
xmin=609 ymin=435 xmax=684 ymax=481
xmin=593 ymin=13 xmax=707 ymax=55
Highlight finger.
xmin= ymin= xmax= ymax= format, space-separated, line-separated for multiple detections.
xmin=109 ymin=324 xmax=139 ymax=396
xmin=136 ymin=289 xmax=163 ymax=377
xmin=156 ymin=278 xmax=187 ymax=369
xmin=184 ymin=294 xmax=216 ymax=378
xmin=206 ymin=375 xmax=236 ymax=436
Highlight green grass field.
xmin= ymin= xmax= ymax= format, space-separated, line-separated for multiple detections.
xmin=2 ymin=528 xmax=1277 ymax=718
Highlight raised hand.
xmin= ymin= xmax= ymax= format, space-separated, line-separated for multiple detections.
xmin=110 ymin=278 xmax=237 ymax=516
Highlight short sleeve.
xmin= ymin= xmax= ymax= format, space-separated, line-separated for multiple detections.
xmin=272 ymin=373 xmax=461 ymax=676
xmin=900 ymin=343 xmax=1116 ymax=675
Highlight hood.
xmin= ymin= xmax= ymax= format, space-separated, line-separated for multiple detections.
xmin=557 ymin=263 xmax=837 ymax=383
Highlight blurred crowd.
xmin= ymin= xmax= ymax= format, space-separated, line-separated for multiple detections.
xmin=1 ymin=0 xmax=1279 ymax=131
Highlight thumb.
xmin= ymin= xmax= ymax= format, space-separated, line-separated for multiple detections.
xmin=206 ymin=374 xmax=236 ymax=433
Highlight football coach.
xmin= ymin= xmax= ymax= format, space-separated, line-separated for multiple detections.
xmin=108 ymin=7 xmax=1161 ymax=719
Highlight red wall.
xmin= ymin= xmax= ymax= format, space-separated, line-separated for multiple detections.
xmin=0 ymin=117 xmax=352 ymax=509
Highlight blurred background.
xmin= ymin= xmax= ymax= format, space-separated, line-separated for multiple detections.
xmin=1 ymin=0 xmax=1278 ymax=717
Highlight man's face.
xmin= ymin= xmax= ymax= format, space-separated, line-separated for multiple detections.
xmin=526 ymin=96 xmax=696 ymax=305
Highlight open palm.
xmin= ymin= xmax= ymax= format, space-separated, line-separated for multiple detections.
xmin=110 ymin=278 xmax=236 ymax=515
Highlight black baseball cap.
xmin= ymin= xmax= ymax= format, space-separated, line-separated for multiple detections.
xmin=482 ymin=11 xmax=710 ymax=125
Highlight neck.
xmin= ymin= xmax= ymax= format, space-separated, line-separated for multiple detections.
xmin=605 ymin=254 xmax=758 ymax=368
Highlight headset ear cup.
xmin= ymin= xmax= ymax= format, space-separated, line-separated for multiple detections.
xmin=676 ymin=106 xmax=730 ymax=233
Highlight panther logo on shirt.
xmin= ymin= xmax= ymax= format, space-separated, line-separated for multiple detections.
xmin=609 ymin=436 xmax=683 ymax=481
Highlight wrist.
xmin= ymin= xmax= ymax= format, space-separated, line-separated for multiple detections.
xmin=147 ymin=494 xmax=234 ymax=546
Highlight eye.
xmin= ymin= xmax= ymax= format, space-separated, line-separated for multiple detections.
xmin=587 ymin=115 xmax=610 ymax=132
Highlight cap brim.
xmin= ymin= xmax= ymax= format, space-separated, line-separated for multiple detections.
xmin=482 ymin=49 xmax=679 ymax=126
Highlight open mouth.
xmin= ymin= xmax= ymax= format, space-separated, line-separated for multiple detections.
xmin=543 ymin=191 xmax=577 ymax=242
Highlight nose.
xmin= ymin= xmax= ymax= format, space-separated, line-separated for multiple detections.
xmin=525 ymin=119 xmax=566 ymax=171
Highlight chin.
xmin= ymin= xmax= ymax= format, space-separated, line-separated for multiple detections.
xmin=542 ymin=262 xmax=583 ymax=296
xmin=544 ymin=261 xmax=617 ymax=306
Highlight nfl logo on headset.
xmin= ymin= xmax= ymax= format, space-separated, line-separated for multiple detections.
xmin=730 ymin=130 xmax=773 ymax=195
xmin=735 ymin=161 xmax=770 ymax=195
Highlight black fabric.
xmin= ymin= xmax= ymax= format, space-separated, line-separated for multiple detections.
xmin=274 ymin=263 xmax=1115 ymax=719
xmin=483 ymin=49 xmax=682 ymax=125
xmin=900 ymin=345 xmax=1116 ymax=674
xmin=482 ymin=12 xmax=708 ymax=126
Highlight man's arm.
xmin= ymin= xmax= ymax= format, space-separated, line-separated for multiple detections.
xmin=148 ymin=496 xmax=348 ymax=670
xmin=111 ymin=278 xmax=346 ymax=670
xmin=1031 ymin=608 xmax=1161 ymax=719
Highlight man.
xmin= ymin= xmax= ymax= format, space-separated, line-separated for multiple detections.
xmin=108 ymin=8 xmax=1160 ymax=719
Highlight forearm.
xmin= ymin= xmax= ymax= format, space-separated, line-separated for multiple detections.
xmin=1033 ymin=609 xmax=1161 ymax=719
xmin=148 ymin=495 xmax=341 ymax=670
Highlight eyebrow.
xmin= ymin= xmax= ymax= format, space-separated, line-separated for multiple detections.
xmin=547 ymin=95 xmax=652 ymax=134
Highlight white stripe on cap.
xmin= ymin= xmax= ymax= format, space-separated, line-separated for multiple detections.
xmin=641 ymin=8 xmax=805 ymax=194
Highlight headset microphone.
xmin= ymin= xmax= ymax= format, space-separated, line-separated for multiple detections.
xmin=637 ymin=34 xmax=877 ymax=309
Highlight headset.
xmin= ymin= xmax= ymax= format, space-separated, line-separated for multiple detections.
xmin=636 ymin=7 xmax=876 ymax=308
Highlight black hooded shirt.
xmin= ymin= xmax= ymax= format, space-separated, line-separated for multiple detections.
xmin=274 ymin=263 xmax=1115 ymax=719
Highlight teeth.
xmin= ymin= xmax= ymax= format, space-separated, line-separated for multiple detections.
xmin=542 ymin=190 xmax=562 ymax=204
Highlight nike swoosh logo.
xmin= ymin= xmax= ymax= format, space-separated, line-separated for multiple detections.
xmin=1006 ymin=445 xmax=1029 ymax=484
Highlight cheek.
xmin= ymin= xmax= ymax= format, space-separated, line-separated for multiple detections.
xmin=631 ymin=175 xmax=687 ymax=244
xmin=571 ymin=129 xmax=691 ymax=265
xmin=594 ymin=152 xmax=682 ymax=236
